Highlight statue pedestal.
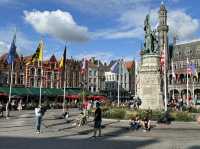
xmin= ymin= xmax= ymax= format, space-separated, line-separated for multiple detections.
xmin=137 ymin=54 xmax=164 ymax=110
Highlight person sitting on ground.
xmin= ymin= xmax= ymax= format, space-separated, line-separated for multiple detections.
xmin=62 ymin=108 xmax=69 ymax=120
xmin=141 ymin=116 xmax=151 ymax=132
xmin=129 ymin=115 xmax=140 ymax=130
xmin=76 ymin=112 xmax=87 ymax=127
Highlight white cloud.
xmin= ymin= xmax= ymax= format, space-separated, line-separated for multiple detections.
xmin=93 ymin=6 xmax=199 ymax=41
xmin=75 ymin=51 xmax=116 ymax=63
xmin=24 ymin=10 xmax=90 ymax=42
xmin=0 ymin=27 xmax=35 ymax=56
xmin=168 ymin=10 xmax=199 ymax=40
xmin=94 ymin=27 xmax=144 ymax=40
xmin=93 ymin=6 xmax=158 ymax=40
xmin=64 ymin=0 xmax=199 ymax=41
xmin=75 ymin=51 xmax=136 ymax=64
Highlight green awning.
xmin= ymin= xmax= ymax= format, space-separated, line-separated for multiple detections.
xmin=0 ymin=87 xmax=88 ymax=97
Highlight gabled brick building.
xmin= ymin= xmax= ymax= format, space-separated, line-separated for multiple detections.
xmin=0 ymin=53 xmax=82 ymax=89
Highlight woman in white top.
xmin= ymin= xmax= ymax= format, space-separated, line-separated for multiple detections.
xmin=35 ymin=105 xmax=42 ymax=133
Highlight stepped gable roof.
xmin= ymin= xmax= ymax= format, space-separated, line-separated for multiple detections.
xmin=49 ymin=54 xmax=57 ymax=63
xmin=125 ymin=61 xmax=134 ymax=70
xmin=0 ymin=53 xmax=8 ymax=62
xmin=88 ymin=61 xmax=97 ymax=68
xmin=108 ymin=60 xmax=118 ymax=68
xmin=0 ymin=52 xmax=20 ymax=63
xmin=23 ymin=55 xmax=32 ymax=62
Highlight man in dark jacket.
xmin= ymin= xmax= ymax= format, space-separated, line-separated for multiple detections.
xmin=92 ymin=102 xmax=102 ymax=138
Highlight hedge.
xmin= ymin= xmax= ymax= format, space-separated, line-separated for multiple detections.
xmin=97 ymin=107 xmax=198 ymax=122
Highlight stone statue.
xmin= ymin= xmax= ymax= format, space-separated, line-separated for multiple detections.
xmin=142 ymin=14 xmax=159 ymax=55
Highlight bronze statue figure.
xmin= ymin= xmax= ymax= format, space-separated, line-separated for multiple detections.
xmin=143 ymin=14 xmax=159 ymax=55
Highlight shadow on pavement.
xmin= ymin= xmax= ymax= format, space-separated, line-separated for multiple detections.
xmin=0 ymin=136 xmax=158 ymax=149
xmin=76 ymin=121 xmax=121 ymax=135
xmin=0 ymin=124 xmax=33 ymax=129
xmin=188 ymin=146 xmax=200 ymax=149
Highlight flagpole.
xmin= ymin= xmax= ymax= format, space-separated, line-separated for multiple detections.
xmin=39 ymin=41 xmax=43 ymax=106
xmin=39 ymin=61 xmax=42 ymax=106
xmin=135 ymin=61 xmax=137 ymax=96
xmin=63 ymin=64 xmax=66 ymax=113
xmin=164 ymin=44 xmax=167 ymax=111
xmin=172 ymin=60 xmax=175 ymax=99
xmin=186 ymin=57 xmax=189 ymax=106
xmin=6 ymin=61 xmax=14 ymax=118
xmin=117 ymin=60 xmax=120 ymax=107
xmin=193 ymin=78 xmax=194 ymax=101
xmin=25 ymin=64 xmax=28 ymax=87
xmin=62 ymin=45 xmax=67 ymax=113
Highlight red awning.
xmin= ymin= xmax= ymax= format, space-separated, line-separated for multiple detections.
xmin=0 ymin=93 xmax=7 ymax=96
xmin=88 ymin=95 xmax=106 ymax=101
xmin=65 ymin=95 xmax=80 ymax=100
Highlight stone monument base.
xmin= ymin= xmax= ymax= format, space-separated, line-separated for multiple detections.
xmin=137 ymin=54 xmax=164 ymax=110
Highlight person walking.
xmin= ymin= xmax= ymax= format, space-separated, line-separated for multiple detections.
xmin=92 ymin=102 xmax=102 ymax=138
xmin=17 ymin=99 xmax=22 ymax=112
xmin=35 ymin=105 xmax=42 ymax=133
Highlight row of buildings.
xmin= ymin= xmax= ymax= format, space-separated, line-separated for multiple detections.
xmin=0 ymin=53 xmax=136 ymax=100
xmin=1 ymin=37 xmax=200 ymax=102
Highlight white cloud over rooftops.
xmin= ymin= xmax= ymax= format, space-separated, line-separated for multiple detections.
xmin=24 ymin=10 xmax=90 ymax=42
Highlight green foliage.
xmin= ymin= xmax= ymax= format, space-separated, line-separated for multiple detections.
xmin=170 ymin=112 xmax=195 ymax=122
xmin=151 ymin=111 xmax=163 ymax=120
xmin=103 ymin=108 xmax=126 ymax=119
xmin=125 ymin=111 xmax=138 ymax=120
xmin=188 ymin=108 xmax=200 ymax=113
xmin=100 ymin=106 xmax=196 ymax=122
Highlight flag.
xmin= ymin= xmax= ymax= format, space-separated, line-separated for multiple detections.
xmin=187 ymin=58 xmax=192 ymax=75
xmin=171 ymin=60 xmax=176 ymax=79
xmin=81 ymin=58 xmax=86 ymax=75
xmin=191 ymin=64 xmax=198 ymax=79
xmin=110 ymin=61 xmax=119 ymax=73
xmin=7 ymin=34 xmax=17 ymax=64
xmin=59 ymin=57 xmax=64 ymax=68
xmin=31 ymin=40 xmax=43 ymax=62
xmin=59 ymin=46 xmax=67 ymax=70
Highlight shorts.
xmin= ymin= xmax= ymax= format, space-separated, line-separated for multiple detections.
xmin=94 ymin=121 xmax=101 ymax=128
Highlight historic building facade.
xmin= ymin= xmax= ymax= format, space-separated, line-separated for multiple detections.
xmin=86 ymin=57 xmax=106 ymax=93
xmin=0 ymin=53 xmax=82 ymax=88
xmin=168 ymin=39 xmax=200 ymax=100
xmin=104 ymin=60 xmax=135 ymax=100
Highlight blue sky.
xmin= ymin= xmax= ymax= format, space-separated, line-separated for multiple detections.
xmin=0 ymin=0 xmax=200 ymax=62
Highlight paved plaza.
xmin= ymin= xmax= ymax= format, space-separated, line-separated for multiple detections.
xmin=0 ymin=109 xmax=200 ymax=149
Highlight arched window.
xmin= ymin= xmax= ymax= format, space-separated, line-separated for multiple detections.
xmin=30 ymin=68 xmax=35 ymax=75
xmin=19 ymin=74 xmax=23 ymax=85
xmin=38 ymin=69 xmax=41 ymax=76
xmin=30 ymin=78 xmax=34 ymax=87
xmin=37 ymin=78 xmax=41 ymax=87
